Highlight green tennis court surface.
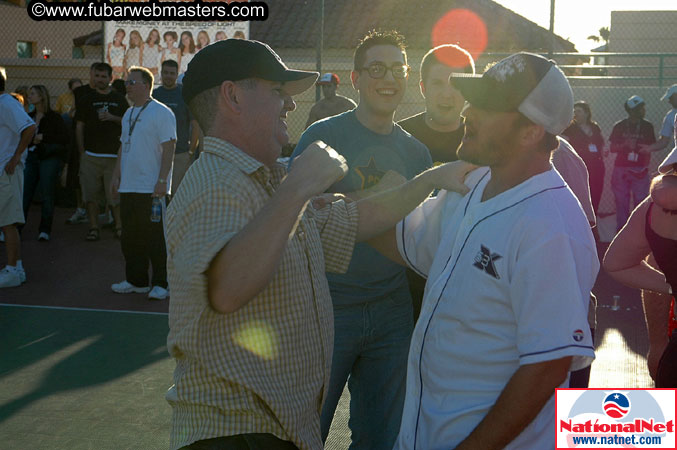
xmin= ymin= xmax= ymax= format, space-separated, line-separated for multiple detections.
xmin=0 ymin=305 xmax=172 ymax=450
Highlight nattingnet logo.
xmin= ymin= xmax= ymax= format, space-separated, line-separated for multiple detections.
xmin=556 ymin=389 xmax=676 ymax=448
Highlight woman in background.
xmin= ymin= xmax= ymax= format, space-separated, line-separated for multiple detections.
xmin=124 ymin=30 xmax=144 ymax=73
xmin=143 ymin=28 xmax=163 ymax=78
xmin=179 ymin=31 xmax=196 ymax=74
xmin=604 ymin=143 xmax=677 ymax=387
xmin=23 ymin=85 xmax=69 ymax=241
xmin=161 ymin=31 xmax=181 ymax=69
xmin=107 ymin=28 xmax=126 ymax=79
xmin=13 ymin=86 xmax=33 ymax=113
xmin=197 ymin=30 xmax=210 ymax=51
xmin=562 ymin=101 xmax=606 ymax=216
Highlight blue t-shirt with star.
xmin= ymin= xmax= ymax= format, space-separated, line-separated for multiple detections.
xmin=291 ymin=110 xmax=432 ymax=306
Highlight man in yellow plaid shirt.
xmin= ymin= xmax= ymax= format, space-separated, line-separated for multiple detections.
xmin=165 ymin=39 xmax=472 ymax=450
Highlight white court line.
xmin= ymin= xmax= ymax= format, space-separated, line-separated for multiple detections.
xmin=0 ymin=303 xmax=168 ymax=316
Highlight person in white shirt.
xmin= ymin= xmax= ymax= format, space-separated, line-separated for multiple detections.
xmin=646 ymin=84 xmax=677 ymax=155
xmin=110 ymin=66 xmax=176 ymax=300
xmin=379 ymin=53 xmax=598 ymax=450
xmin=0 ymin=66 xmax=36 ymax=288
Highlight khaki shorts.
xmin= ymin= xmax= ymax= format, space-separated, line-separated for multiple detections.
xmin=0 ymin=163 xmax=25 ymax=227
xmin=79 ymin=153 xmax=119 ymax=206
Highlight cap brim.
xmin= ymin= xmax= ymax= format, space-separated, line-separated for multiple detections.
xmin=450 ymin=73 xmax=516 ymax=112
xmin=277 ymin=70 xmax=318 ymax=96
xmin=659 ymin=146 xmax=677 ymax=174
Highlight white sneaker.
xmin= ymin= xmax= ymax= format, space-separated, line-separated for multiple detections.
xmin=111 ymin=280 xmax=150 ymax=294
xmin=0 ymin=267 xmax=22 ymax=288
xmin=38 ymin=232 xmax=50 ymax=241
xmin=148 ymin=286 xmax=169 ymax=300
xmin=66 ymin=209 xmax=88 ymax=224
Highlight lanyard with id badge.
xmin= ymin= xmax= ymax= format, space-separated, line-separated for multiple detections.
xmin=124 ymin=99 xmax=151 ymax=153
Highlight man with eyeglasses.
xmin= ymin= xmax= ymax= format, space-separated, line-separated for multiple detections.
xmin=291 ymin=29 xmax=432 ymax=450
xmin=110 ymin=67 xmax=176 ymax=300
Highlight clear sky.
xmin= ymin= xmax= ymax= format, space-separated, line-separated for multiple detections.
xmin=494 ymin=0 xmax=677 ymax=52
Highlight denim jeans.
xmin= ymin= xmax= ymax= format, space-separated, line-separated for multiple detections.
xmin=321 ymin=290 xmax=413 ymax=450
xmin=23 ymin=151 xmax=61 ymax=234
xmin=611 ymin=166 xmax=650 ymax=231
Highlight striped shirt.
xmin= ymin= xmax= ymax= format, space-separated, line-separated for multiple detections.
xmin=165 ymin=137 xmax=358 ymax=450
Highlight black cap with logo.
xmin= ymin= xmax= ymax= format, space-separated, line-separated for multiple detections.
xmin=182 ymin=39 xmax=318 ymax=105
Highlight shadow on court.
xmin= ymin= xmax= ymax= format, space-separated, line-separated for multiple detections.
xmin=0 ymin=306 xmax=172 ymax=450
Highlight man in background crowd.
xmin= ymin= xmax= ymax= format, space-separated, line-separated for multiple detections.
xmin=646 ymin=84 xmax=677 ymax=155
xmin=153 ymin=60 xmax=200 ymax=192
xmin=305 ymin=72 xmax=356 ymax=128
xmin=55 ymin=78 xmax=82 ymax=119
xmin=292 ymin=30 xmax=432 ymax=450
xmin=609 ymin=95 xmax=656 ymax=231
xmin=65 ymin=65 xmax=98 ymax=225
xmin=399 ymin=44 xmax=474 ymax=165
xmin=398 ymin=43 xmax=474 ymax=320
xmin=0 ymin=66 xmax=35 ymax=288
xmin=110 ymin=67 xmax=175 ymax=300
xmin=75 ymin=62 xmax=128 ymax=241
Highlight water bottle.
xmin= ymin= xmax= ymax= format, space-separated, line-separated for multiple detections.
xmin=151 ymin=197 xmax=162 ymax=223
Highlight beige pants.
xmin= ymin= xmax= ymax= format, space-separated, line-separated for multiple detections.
xmin=0 ymin=163 xmax=25 ymax=227
xmin=79 ymin=153 xmax=119 ymax=206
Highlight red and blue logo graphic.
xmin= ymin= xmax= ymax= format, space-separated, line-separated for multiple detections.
xmin=572 ymin=329 xmax=585 ymax=342
xmin=603 ymin=392 xmax=630 ymax=419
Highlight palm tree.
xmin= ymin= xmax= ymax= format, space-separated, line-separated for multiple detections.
xmin=587 ymin=27 xmax=610 ymax=75
xmin=588 ymin=26 xmax=610 ymax=48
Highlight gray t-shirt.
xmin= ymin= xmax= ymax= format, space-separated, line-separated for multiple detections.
xmin=291 ymin=111 xmax=432 ymax=305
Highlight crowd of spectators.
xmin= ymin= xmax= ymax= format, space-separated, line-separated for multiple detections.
xmin=1 ymin=33 xmax=676 ymax=450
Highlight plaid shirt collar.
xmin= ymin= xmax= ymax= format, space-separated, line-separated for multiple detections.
xmin=202 ymin=136 xmax=286 ymax=186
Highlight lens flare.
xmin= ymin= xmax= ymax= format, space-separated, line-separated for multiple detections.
xmin=234 ymin=320 xmax=278 ymax=360
xmin=432 ymin=9 xmax=488 ymax=64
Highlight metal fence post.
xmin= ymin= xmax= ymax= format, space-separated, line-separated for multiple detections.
xmin=315 ymin=0 xmax=324 ymax=102
xmin=658 ymin=55 xmax=664 ymax=88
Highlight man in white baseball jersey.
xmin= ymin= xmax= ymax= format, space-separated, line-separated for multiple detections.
xmin=388 ymin=53 xmax=598 ymax=449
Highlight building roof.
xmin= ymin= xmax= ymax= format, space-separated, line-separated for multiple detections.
xmin=251 ymin=0 xmax=576 ymax=52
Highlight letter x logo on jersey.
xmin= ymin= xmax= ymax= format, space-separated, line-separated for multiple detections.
xmin=473 ymin=245 xmax=502 ymax=279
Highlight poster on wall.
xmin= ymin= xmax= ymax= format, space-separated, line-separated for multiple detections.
xmin=103 ymin=19 xmax=248 ymax=81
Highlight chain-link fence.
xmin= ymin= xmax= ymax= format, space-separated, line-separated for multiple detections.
xmin=2 ymin=2 xmax=677 ymax=240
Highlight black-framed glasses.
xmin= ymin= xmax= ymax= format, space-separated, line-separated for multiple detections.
xmin=359 ymin=63 xmax=410 ymax=79
xmin=125 ymin=79 xmax=142 ymax=86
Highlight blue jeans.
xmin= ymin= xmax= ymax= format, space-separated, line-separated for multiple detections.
xmin=321 ymin=291 xmax=413 ymax=450
xmin=23 ymin=151 xmax=62 ymax=234
xmin=611 ymin=166 xmax=650 ymax=231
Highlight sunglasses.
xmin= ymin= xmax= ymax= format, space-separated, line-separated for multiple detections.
xmin=359 ymin=63 xmax=410 ymax=79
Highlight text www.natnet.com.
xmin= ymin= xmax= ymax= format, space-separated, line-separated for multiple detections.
xmin=571 ymin=434 xmax=663 ymax=446
xmin=28 ymin=0 xmax=268 ymax=21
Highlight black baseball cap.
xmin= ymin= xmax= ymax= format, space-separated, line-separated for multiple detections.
xmin=182 ymin=39 xmax=318 ymax=105
xmin=450 ymin=52 xmax=573 ymax=135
